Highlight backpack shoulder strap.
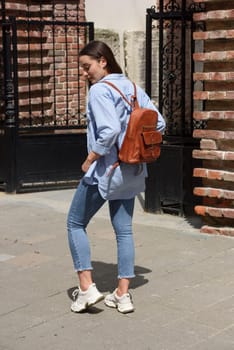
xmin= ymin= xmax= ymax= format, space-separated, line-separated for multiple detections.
xmin=101 ymin=81 xmax=138 ymax=109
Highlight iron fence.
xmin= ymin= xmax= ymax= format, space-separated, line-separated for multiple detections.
xmin=146 ymin=0 xmax=205 ymax=141
xmin=145 ymin=0 xmax=204 ymax=215
xmin=0 ymin=1 xmax=94 ymax=192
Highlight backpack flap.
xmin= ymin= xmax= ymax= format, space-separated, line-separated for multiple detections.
xmin=142 ymin=131 xmax=162 ymax=146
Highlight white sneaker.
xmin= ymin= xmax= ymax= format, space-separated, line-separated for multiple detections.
xmin=71 ymin=283 xmax=104 ymax=313
xmin=104 ymin=289 xmax=134 ymax=314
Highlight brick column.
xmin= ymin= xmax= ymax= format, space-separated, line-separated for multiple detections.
xmin=193 ymin=0 xmax=234 ymax=235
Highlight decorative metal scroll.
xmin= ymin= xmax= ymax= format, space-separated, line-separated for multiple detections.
xmin=146 ymin=0 xmax=204 ymax=139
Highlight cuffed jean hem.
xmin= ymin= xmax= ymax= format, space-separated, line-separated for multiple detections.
xmin=118 ymin=274 xmax=135 ymax=279
xmin=75 ymin=267 xmax=93 ymax=273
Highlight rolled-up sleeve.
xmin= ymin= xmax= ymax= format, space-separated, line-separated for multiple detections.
xmin=155 ymin=109 xmax=166 ymax=134
xmin=88 ymin=85 xmax=121 ymax=155
xmin=146 ymin=101 xmax=166 ymax=134
xmin=139 ymin=88 xmax=166 ymax=134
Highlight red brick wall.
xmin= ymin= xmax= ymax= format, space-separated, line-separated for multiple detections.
xmin=0 ymin=1 xmax=87 ymax=126
xmin=193 ymin=0 xmax=234 ymax=235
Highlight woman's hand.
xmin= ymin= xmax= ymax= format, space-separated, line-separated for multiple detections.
xmin=82 ymin=158 xmax=93 ymax=173
xmin=82 ymin=151 xmax=100 ymax=173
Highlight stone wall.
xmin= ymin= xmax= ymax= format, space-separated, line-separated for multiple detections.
xmin=192 ymin=0 xmax=234 ymax=235
xmin=95 ymin=28 xmax=159 ymax=104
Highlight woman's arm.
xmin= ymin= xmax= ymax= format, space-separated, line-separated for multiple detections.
xmin=82 ymin=150 xmax=100 ymax=173
xmin=88 ymin=85 xmax=121 ymax=155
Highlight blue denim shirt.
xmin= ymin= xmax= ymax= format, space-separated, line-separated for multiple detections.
xmin=83 ymin=74 xmax=166 ymax=200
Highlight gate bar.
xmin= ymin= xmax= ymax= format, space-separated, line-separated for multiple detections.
xmin=2 ymin=21 xmax=17 ymax=192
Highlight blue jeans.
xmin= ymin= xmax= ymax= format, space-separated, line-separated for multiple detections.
xmin=67 ymin=179 xmax=135 ymax=279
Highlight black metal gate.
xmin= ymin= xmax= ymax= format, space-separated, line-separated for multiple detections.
xmin=0 ymin=1 xmax=94 ymax=193
xmin=145 ymin=0 xmax=203 ymax=215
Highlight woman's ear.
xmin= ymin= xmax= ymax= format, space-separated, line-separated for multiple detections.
xmin=99 ymin=56 xmax=107 ymax=69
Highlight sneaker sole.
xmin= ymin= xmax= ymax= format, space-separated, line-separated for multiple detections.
xmin=71 ymin=295 xmax=104 ymax=313
xmin=117 ymin=306 xmax=134 ymax=314
xmin=104 ymin=300 xmax=117 ymax=309
xmin=104 ymin=300 xmax=134 ymax=314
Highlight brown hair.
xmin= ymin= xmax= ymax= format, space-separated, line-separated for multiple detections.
xmin=79 ymin=40 xmax=122 ymax=74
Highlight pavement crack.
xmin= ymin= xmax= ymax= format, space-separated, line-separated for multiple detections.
xmin=0 ymin=303 xmax=30 ymax=317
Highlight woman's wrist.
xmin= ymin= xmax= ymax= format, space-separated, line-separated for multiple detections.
xmin=86 ymin=157 xmax=93 ymax=164
xmin=86 ymin=151 xmax=100 ymax=164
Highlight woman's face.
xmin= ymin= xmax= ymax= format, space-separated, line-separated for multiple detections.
xmin=79 ymin=55 xmax=108 ymax=84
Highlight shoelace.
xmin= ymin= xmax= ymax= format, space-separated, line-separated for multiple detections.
xmin=72 ymin=288 xmax=79 ymax=301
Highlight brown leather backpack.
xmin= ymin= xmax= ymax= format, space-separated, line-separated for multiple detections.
xmin=103 ymin=81 xmax=162 ymax=164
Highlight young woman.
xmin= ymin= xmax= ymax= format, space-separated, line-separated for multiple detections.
xmin=67 ymin=40 xmax=165 ymax=314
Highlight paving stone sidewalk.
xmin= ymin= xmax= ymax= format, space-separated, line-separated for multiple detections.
xmin=0 ymin=189 xmax=234 ymax=350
